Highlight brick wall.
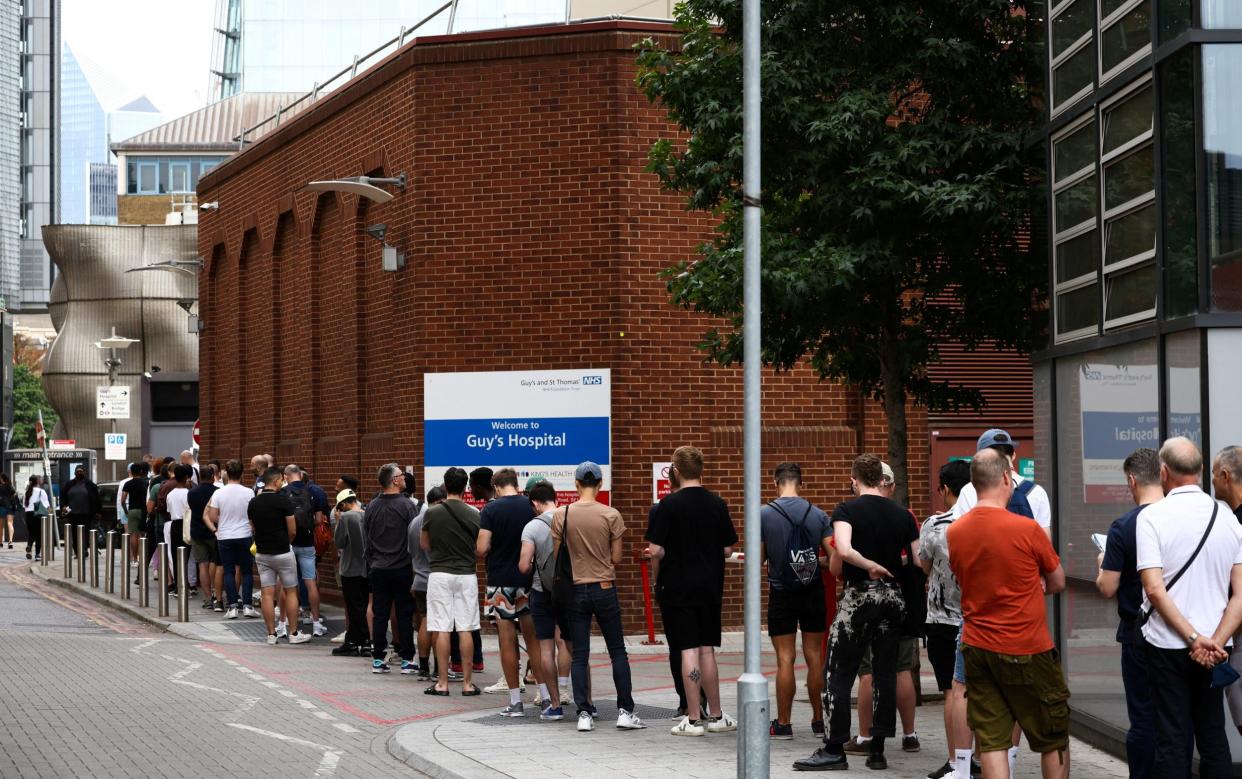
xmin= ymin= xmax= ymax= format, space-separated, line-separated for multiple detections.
xmin=197 ymin=21 xmax=932 ymax=631
xmin=118 ymin=194 xmax=174 ymax=225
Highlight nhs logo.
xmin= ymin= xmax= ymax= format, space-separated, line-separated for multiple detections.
xmin=583 ymin=375 xmax=603 ymax=386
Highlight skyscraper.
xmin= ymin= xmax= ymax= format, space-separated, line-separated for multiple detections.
xmin=17 ymin=0 xmax=58 ymax=311
xmin=0 ymin=1 xmax=21 ymax=310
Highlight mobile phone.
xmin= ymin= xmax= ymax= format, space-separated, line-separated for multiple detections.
xmin=1091 ymin=533 xmax=1107 ymax=553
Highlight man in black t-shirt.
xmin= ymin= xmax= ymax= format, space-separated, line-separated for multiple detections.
xmin=247 ymin=466 xmax=309 ymax=644
xmin=645 ymin=446 xmax=739 ymax=738
xmin=121 ymin=463 xmax=149 ymax=564
xmin=794 ymin=454 xmax=919 ymax=772
xmin=188 ymin=464 xmax=222 ymax=611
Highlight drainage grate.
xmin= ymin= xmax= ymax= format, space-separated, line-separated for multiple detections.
xmin=466 ymin=700 xmax=680 ymax=726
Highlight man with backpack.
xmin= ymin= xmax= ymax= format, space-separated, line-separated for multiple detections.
xmin=281 ymin=465 xmax=329 ymax=637
xmin=760 ymin=462 xmax=832 ymax=740
xmin=519 ymin=479 xmax=571 ymax=720
xmin=952 ymin=429 xmax=1051 ymax=538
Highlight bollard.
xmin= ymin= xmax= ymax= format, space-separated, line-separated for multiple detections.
xmin=176 ymin=546 xmax=189 ymax=622
xmin=156 ymin=542 xmax=169 ymax=617
xmin=89 ymin=529 xmax=99 ymax=588
xmin=40 ymin=515 xmax=50 ymax=567
xmin=63 ymin=521 xmax=72 ymax=578
xmin=76 ymin=525 xmax=86 ymax=583
xmin=104 ymin=531 xmax=116 ymax=593
xmin=139 ymin=536 xmax=150 ymax=607
xmin=121 ymin=533 xmax=131 ymax=599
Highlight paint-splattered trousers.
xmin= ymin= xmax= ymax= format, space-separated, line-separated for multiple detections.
xmin=822 ymin=580 xmax=905 ymax=746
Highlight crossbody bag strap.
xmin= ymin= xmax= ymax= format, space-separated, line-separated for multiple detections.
xmin=1141 ymin=501 xmax=1219 ymax=625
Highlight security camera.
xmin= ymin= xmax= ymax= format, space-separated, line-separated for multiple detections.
xmin=150 ymin=365 xmax=161 ymax=374
xmin=199 ymin=201 xmax=219 ymax=211
xmin=365 ymin=224 xmax=388 ymax=242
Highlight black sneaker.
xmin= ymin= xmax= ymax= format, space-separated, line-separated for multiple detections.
xmin=189 ymin=587 xmax=198 ymax=598
xmin=770 ymin=719 xmax=793 ymax=740
xmin=332 ymin=643 xmax=360 ymax=657
xmin=971 ymin=759 xmax=982 ymax=777
xmin=902 ymin=734 xmax=921 ymax=752
xmin=793 ymin=748 xmax=848 ymax=772
xmin=927 ymin=762 xmax=954 ymax=779
xmin=865 ymin=754 xmax=887 ymax=770
xmin=811 ymin=719 xmax=825 ymax=737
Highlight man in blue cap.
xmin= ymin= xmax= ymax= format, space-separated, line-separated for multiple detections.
xmin=952 ymin=429 xmax=1050 ymax=538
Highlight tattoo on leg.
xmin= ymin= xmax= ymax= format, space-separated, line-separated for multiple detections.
xmin=689 ymin=667 xmax=701 ymax=683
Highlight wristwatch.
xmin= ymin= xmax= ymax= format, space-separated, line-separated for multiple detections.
xmin=1188 ymin=631 xmax=1200 ymax=645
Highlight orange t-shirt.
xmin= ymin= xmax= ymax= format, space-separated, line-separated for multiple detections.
xmin=947 ymin=505 xmax=1060 ymax=655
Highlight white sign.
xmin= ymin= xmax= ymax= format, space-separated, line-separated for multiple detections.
xmin=652 ymin=462 xmax=672 ymax=504
xmin=424 ymin=369 xmax=612 ymax=504
xmin=104 ymin=433 xmax=127 ymax=460
xmin=96 ymin=386 xmax=131 ymax=419
xmin=49 ymin=439 xmax=76 ymax=451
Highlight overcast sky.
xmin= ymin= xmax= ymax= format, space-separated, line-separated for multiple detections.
xmin=62 ymin=0 xmax=216 ymax=119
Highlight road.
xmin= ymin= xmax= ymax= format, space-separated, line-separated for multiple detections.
xmin=0 ymin=549 xmax=420 ymax=779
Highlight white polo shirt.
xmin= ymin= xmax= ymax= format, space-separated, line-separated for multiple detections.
xmin=1136 ymin=485 xmax=1242 ymax=649
xmin=952 ymin=472 xmax=1051 ymax=530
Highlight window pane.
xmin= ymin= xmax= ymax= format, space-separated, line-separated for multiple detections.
xmin=1162 ymin=49 xmax=1197 ymax=317
xmin=1057 ymin=230 xmax=1098 ymax=282
xmin=1105 ymin=204 xmax=1155 ymax=266
xmin=1105 ymin=262 xmax=1156 ymax=321
xmin=1102 ymin=85 xmax=1153 ymax=155
xmin=1051 ymin=0 xmax=1092 ymax=59
xmin=1056 ymin=175 xmax=1097 ymax=231
xmin=1104 ymin=145 xmax=1153 ymax=210
xmin=1102 ymin=1 xmax=1152 ymax=75
xmin=1057 ymin=283 xmax=1099 ymax=335
xmin=1202 ymin=1 xmax=1242 ymax=27
xmin=1054 ymin=120 xmax=1096 ymax=183
xmin=1101 ymin=0 xmax=1131 ymax=17
xmin=1165 ymin=330 xmax=1202 ymax=448
xmin=1204 ymin=46 xmax=1242 ymax=312
xmin=138 ymin=164 xmax=155 ymax=193
xmin=1158 ymin=0 xmax=1191 ymax=42
xmin=1054 ymin=42 xmax=1095 ymax=108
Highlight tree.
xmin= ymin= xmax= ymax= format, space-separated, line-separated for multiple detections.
xmin=11 ymin=364 xmax=57 ymax=449
xmin=637 ymin=1 xmax=1045 ymax=503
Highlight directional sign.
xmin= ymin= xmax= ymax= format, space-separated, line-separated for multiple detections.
xmin=96 ymin=386 xmax=131 ymax=419
xmin=192 ymin=418 xmax=201 ymax=446
xmin=105 ymin=433 xmax=127 ymax=460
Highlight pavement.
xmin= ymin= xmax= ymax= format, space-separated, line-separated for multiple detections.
xmin=8 ymin=544 xmax=1130 ymax=778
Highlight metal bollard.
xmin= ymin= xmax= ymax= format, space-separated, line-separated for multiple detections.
xmin=139 ymin=536 xmax=150 ymax=607
xmin=40 ymin=515 xmax=50 ymax=567
xmin=89 ymin=529 xmax=99 ymax=588
xmin=176 ymin=546 xmax=189 ymax=623
xmin=121 ymin=533 xmax=131 ymax=599
xmin=76 ymin=525 xmax=86 ymax=583
xmin=104 ymin=531 xmax=116 ymax=593
xmin=156 ymin=542 xmax=169 ymax=617
xmin=63 ymin=521 xmax=72 ymax=578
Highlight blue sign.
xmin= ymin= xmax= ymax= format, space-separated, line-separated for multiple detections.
xmin=424 ymin=417 xmax=610 ymax=466
xmin=1081 ymin=411 xmax=1159 ymax=460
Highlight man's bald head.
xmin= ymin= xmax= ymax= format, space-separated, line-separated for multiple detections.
xmin=1160 ymin=436 xmax=1203 ymax=489
xmin=970 ymin=448 xmax=1008 ymax=491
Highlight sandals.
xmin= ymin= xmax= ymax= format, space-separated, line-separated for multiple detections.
xmin=424 ymin=685 xmax=450 ymax=696
xmin=460 ymin=685 xmax=482 ymax=696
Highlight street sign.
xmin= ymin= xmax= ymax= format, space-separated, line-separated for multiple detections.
xmin=652 ymin=462 xmax=672 ymax=504
xmin=49 ymin=439 xmax=76 ymax=450
xmin=96 ymin=386 xmax=131 ymax=419
xmin=104 ymin=433 xmax=127 ymax=460
xmin=192 ymin=418 xmax=201 ymax=446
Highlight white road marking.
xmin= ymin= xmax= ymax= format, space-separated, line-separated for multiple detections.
xmin=311 ymin=711 xmax=335 ymax=720
xmin=226 ymin=723 xmax=343 ymax=777
xmin=331 ymin=723 xmax=359 ymax=734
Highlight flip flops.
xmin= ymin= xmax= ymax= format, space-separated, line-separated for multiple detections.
xmin=460 ymin=685 xmax=482 ymax=696
xmin=424 ymin=685 xmax=450 ymax=696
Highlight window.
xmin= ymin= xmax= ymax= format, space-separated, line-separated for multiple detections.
xmin=1050 ymin=0 xmax=1096 ymax=114
xmin=1053 ymin=116 xmax=1100 ymax=341
xmin=137 ymin=161 xmax=157 ymax=194
xmin=1202 ymin=1 xmax=1242 ymax=28
xmin=1162 ymin=49 xmax=1197 ymax=317
xmin=124 ymin=156 xmax=229 ymax=195
xmin=1204 ymin=45 xmax=1242 ymax=312
xmin=1100 ymin=79 xmax=1155 ymax=327
xmin=1100 ymin=0 xmax=1152 ymax=82
xmin=169 ymin=161 xmax=191 ymax=193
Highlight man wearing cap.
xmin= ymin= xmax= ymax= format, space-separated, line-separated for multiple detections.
xmin=553 ymin=461 xmax=647 ymax=732
xmin=61 ymin=465 xmax=101 ymax=558
xmin=952 ymin=429 xmax=1051 ymax=537
xmin=332 ymin=489 xmax=370 ymax=656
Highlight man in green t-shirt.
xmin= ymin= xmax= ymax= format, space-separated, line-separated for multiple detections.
xmin=421 ymin=466 xmax=481 ymax=695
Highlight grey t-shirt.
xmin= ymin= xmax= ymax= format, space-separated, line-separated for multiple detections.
xmin=759 ymin=496 xmax=831 ymax=589
xmin=333 ymin=509 xmax=367 ymax=578
xmin=918 ymin=509 xmax=961 ymax=626
xmin=520 ymin=510 xmax=555 ymax=592
xmin=407 ymin=503 xmax=431 ymax=591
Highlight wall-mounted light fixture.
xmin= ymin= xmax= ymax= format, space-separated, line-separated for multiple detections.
xmin=305 ymin=173 xmax=407 ymax=204
xmin=365 ymin=223 xmax=406 ymax=272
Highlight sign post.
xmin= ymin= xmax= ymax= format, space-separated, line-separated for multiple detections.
xmin=96 ymin=386 xmax=130 ymax=420
xmin=104 ymin=433 xmax=127 ymax=461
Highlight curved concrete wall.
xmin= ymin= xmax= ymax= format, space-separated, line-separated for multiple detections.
xmin=42 ymin=224 xmax=198 ymax=468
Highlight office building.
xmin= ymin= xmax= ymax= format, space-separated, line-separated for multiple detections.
xmin=17 ymin=0 xmax=59 ymax=311
xmin=0 ymin=2 xmax=20 ymax=310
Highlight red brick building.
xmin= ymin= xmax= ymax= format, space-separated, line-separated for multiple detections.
xmin=197 ymin=20 xmax=938 ymax=631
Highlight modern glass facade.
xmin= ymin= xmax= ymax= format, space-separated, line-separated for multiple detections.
xmin=59 ymin=44 xmax=105 ymax=226
xmin=18 ymin=0 xmax=60 ymax=311
xmin=1037 ymin=0 xmax=1242 ymax=760
xmin=0 ymin=1 xmax=21 ymax=309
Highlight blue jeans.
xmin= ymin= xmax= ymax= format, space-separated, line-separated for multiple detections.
xmin=293 ymin=545 xmax=315 ymax=608
xmin=218 ymin=536 xmax=254 ymax=607
xmin=569 ymin=583 xmax=633 ymax=714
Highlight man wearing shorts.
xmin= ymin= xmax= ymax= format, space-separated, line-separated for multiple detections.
xmin=283 ymin=465 xmax=329 ymax=638
xmin=421 ymin=467 xmax=482 ymax=695
xmin=478 ymin=468 xmax=545 ymax=716
xmin=949 ymin=449 xmax=1069 ymax=779
xmin=760 ymin=462 xmax=832 ymax=740
xmin=188 ymin=464 xmax=223 ymax=611
xmin=247 ymin=466 xmax=309 ymax=645
xmin=646 ymin=446 xmax=738 ymax=737
xmin=121 ymin=463 xmax=149 ymax=567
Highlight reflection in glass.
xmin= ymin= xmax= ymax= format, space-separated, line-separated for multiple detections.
xmin=1163 ymin=49 xmax=1197 ymax=317
xmin=1058 ymin=230 xmax=1099 ymax=282
xmin=1104 ymin=145 xmax=1153 ymax=210
xmin=1104 ymin=262 xmax=1155 ymax=321
xmin=1054 ymin=120 xmax=1096 ymax=182
xmin=1204 ymin=46 xmax=1242 ymax=311
xmin=1105 ymin=204 xmax=1155 ymax=266
xmin=1056 ymin=176 xmax=1098 ymax=231
xmin=1057 ymin=283 xmax=1100 ymax=335
xmin=1100 ymin=0 xmax=1131 ymax=17
xmin=1102 ymin=85 xmax=1152 ymax=155
xmin=1051 ymin=0 xmax=1092 ymax=58
xmin=1202 ymin=1 xmax=1242 ymax=27
xmin=1101 ymin=1 xmax=1152 ymax=75
xmin=1165 ymin=331 xmax=1202 ymax=448
xmin=1158 ymin=0 xmax=1191 ymax=42
xmin=1054 ymin=43 xmax=1096 ymax=108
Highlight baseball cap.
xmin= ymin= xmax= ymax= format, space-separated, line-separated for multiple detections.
xmin=524 ymin=474 xmax=550 ymax=491
xmin=977 ymin=428 xmax=1019 ymax=452
xmin=574 ymin=461 xmax=603 ymax=482
xmin=334 ymin=488 xmax=357 ymax=507
xmin=880 ymin=462 xmax=895 ymax=485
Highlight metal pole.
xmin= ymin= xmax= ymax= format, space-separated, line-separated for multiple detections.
xmin=63 ymin=519 xmax=71 ymax=578
xmin=89 ymin=528 xmax=99 ymax=587
xmin=156 ymin=542 xmax=169 ymax=617
xmin=121 ymin=532 xmax=131 ymax=599
xmin=176 ymin=546 xmax=189 ymax=622
xmin=736 ymin=0 xmax=769 ymax=771
xmin=40 ymin=515 xmax=49 ymax=567
xmin=105 ymin=531 xmax=116 ymax=593
xmin=139 ymin=536 xmax=149 ymax=607
xmin=76 ymin=525 xmax=86 ymax=583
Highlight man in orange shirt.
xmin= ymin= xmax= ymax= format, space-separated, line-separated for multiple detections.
xmin=948 ymin=448 xmax=1069 ymax=779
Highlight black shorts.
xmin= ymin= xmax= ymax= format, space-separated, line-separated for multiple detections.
xmin=659 ymin=595 xmax=722 ymax=652
xmin=926 ymin=622 xmax=960 ymax=691
xmin=766 ymin=582 xmax=827 ymax=637
xmin=529 ymin=588 xmax=568 ymax=641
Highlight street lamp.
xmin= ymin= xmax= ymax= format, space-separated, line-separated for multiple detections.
xmin=93 ymin=327 xmax=139 ymax=480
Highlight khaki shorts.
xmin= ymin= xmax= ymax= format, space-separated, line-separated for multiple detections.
xmin=191 ymin=538 xmax=220 ymax=565
xmin=859 ymin=636 xmax=918 ymax=675
xmin=962 ymin=645 xmax=1070 ymax=754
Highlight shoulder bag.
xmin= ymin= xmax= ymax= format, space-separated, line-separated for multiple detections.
xmin=1138 ymin=501 xmax=1219 ymax=628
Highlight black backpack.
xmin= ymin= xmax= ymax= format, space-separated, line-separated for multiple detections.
xmin=767 ymin=500 xmax=820 ymax=588
xmin=287 ymin=485 xmax=316 ymax=536
xmin=550 ymin=506 xmax=576 ymax=609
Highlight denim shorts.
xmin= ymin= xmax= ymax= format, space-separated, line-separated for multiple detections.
xmin=953 ymin=622 xmax=966 ymax=684
xmin=292 ymin=545 xmax=317 ymax=580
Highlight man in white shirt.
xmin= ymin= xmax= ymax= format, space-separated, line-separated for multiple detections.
xmin=1136 ymin=436 xmax=1242 ymax=776
xmin=206 ymin=460 xmax=258 ymax=619
xmin=952 ymin=429 xmax=1051 ymax=537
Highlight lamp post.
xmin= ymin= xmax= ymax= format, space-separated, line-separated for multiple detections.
xmin=93 ymin=327 xmax=139 ymax=481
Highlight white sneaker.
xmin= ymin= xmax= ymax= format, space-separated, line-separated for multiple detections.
xmin=288 ymin=631 xmax=311 ymax=645
xmin=616 ymin=709 xmax=647 ymax=730
xmin=706 ymin=712 xmax=738 ymax=733
xmin=266 ymin=634 xmax=277 ymax=645
xmin=484 ymin=678 xmax=512 ymax=694
xmin=312 ymin=619 xmax=328 ymax=637
xmin=274 ymin=605 xmax=281 ymax=619
xmin=577 ymin=711 xmax=594 ymax=732
xmin=275 ymin=620 xmax=288 ymax=639
xmin=226 ymin=606 xmax=239 ymax=620
xmin=242 ymin=605 xmax=258 ymax=618
xmin=670 ymin=715 xmax=705 ymax=737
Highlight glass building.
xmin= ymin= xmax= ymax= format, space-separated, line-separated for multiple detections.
xmin=0 ymin=1 xmax=21 ymax=309
xmin=59 ymin=44 xmax=105 ymax=226
xmin=1037 ymin=0 xmax=1242 ymax=758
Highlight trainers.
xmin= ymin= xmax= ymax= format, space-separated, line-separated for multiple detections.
xmin=275 ymin=620 xmax=288 ymax=639
xmin=670 ymin=716 xmax=705 ymax=736
xmin=473 ymin=662 xmax=485 ymax=672
xmin=866 ymin=753 xmax=888 ymax=770
xmin=812 ymin=719 xmax=825 ymax=737
xmin=189 ymin=587 xmax=198 ymax=598
xmin=400 ymin=661 xmax=417 ymax=675
xmin=416 ymin=666 xmax=432 ymax=681
xmin=371 ymin=660 xmax=391 ymax=674
xmin=266 ymin=634 xmax=277 ymax=645
xmin=843 ymin=736 xmax=872 ymax=755
xmin=902 ymin=734 xmax=921 ymax=753
xmin=577 ymin=711 xmax=594 ymax=732
xmin=447 ymin=669 xmax=464 ymax=681
xmin=312 ymin=619 xmax=328 ymax=637
xmin=927 ymin=762 xmax=954 ymax=779
xmin=616 ymin=709 xmax=646 ymax=730
xmin=242 ymin=605 xmax=258 ymax=618
xmin=499 ymin=702 xmax=525 ymax=718
xmin=560 ymin=691 xmax=571 ymax=706
xmin=288 ymin=631 xmax=311 ymax=645
xmin=226 ymin=606 xmax=239 ymax=620
xmin=332 ymin=643 xmax=360 ymax=657
xmin=484 ymin=678 xmax=514 ymax=694
xmin=213 ymin=600 xmax=225 ymax=613
xmin=201 ymin=599 xmax=214 ymax=610
xmin=706 ymin=712 xmax=737 ymax=733
xmin=540 ymin=704 xmax=564 ymax=721
xmin=769 ymin=720 xmax=793 ymax=740
xmin=971 ymin=759 xmax=982 ymax=776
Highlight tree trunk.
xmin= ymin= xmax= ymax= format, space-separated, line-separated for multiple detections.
xmin=879 ymin=346 xmax=909 ymax=507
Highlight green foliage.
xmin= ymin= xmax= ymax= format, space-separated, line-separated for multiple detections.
xmin=636 ymin=1 xmax=1046 ymax=413
xmin=11 ymin=364 xmax=57 ymax=450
